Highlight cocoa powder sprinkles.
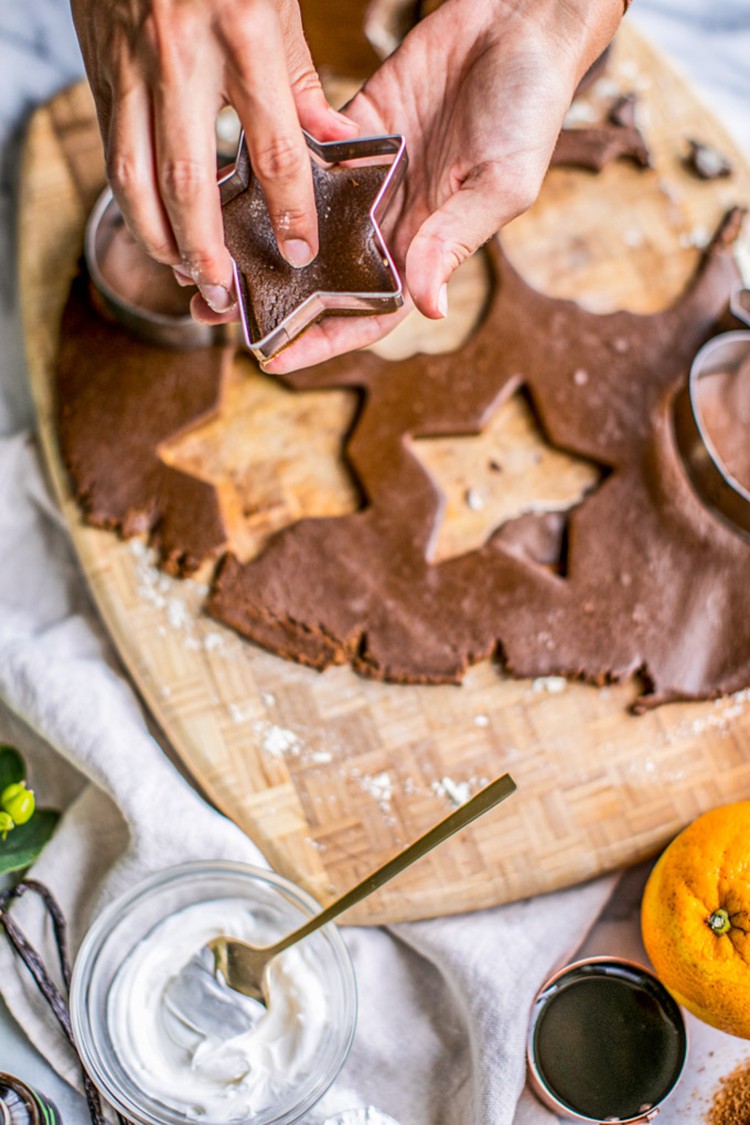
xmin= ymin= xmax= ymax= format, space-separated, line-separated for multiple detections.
xmin=707 ymin=1059 xmax=750 ymax=1125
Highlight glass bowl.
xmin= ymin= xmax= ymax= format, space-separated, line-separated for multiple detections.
xmin=70 ymin=860 xmax=357 ymax=1125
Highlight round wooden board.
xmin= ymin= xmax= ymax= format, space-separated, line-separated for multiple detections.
xmin=19 ymin=25 xmax=750 ymax=924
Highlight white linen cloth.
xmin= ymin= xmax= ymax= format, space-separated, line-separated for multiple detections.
xmin=0 ymin=3 xmax=748 ymax=1123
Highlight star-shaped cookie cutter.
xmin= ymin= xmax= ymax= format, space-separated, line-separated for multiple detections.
xmin=219 ymin=130 xmax=407 ymax=360
xmin=674 ymin=289 xmax=750 ymax=540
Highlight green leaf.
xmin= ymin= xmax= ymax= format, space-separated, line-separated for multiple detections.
xmin=0 ymin=809 xmax=60 ymax=875
xmin=0 ymin=746 xmax=24 ymax=792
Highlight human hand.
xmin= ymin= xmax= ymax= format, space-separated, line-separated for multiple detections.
xmin=70 ymin=0 xmax=357 ymax=314
xmin=264 ymin=0 xmax=624 ymax=373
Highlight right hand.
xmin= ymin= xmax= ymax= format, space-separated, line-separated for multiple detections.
xmin=71 ymin=0 xmax=357 ymax=313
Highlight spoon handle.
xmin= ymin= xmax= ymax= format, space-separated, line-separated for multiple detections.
xmin=268 ymin=772 xmax=517 ymax=957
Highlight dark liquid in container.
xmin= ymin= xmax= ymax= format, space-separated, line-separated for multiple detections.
xmin=531 ymin=963 xmax=686 ymax=1121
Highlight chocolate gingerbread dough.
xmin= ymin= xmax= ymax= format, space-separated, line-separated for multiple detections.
xmin=57 ymin=203 xmax=749 ymax=707
xmin=208 ymin=209 xmax=748 ymax=708
xmin=57 ymin=277 xmax=232 ymax=575
xmin=55 ymin=77 xmax=750 ymax=708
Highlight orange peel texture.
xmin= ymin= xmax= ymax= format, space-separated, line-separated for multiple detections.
xmin=641 ymin=802 xmax=750 ymax=1039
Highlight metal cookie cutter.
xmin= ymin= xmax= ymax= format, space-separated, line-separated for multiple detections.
xmin=85 ymin=187 xmax=227 ymax=349
xmin=219 ymin=130 xmax=407 ymax=361
xmin=674 ymin=290 xmax=750 ymax=539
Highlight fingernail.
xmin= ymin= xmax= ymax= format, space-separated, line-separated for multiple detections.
xmin=282 ymin=239 xmax=314 ymax=268
xmin=437 ymin=283 xmax=448 ymax=318
xmin=201 ymin=284 xmax=235 ymax=312
xmin=173 ymin=268 xmax=194 ymax=287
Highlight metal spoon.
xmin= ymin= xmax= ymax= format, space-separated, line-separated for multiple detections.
xmin=210 ymin=772 xmax=517 ymax=1003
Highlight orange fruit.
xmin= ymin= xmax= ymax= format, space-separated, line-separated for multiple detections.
xmin=641 ymin=801 xmax=750 ymax=1039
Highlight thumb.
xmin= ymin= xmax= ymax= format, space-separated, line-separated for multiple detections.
xmin=405 ymin=164 xmax=540 ymax=319
xmin=293 ymin=74 xmax=360 ymax=143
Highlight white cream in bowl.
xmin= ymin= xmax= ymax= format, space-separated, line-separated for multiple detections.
xmin=107 ymin=899 xmax=329 ymax=1122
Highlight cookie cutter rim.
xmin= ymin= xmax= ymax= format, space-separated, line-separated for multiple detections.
xmin=673 ymin=291 xmax=750 ymax=541
xmin=219 ymin=130 xmax=408 ymax=361
xmin=527 ymin=956 xmax=688 ymax=1124
xmin=84 ymin=186 xmax=219 ymax=350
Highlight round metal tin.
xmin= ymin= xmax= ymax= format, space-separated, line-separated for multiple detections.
xmin=84 ymin=187 xmax=227 ymax=350
xmin=527 ymin=957 xmax=687 ymax=1124
xmin=0 ymin=1073 xmax=61 ymax=1124
xmin=673 ymin=291 xmax=750 ymax=540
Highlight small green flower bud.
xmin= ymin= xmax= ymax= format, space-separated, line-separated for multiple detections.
xmin=0 ymin=811 xmax=15 ymax=840
xmin=1 ymin=781 xmax=36 ymax=826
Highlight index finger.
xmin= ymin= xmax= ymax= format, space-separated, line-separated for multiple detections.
xmin=226 ymin=3 xmax=318 ymax=268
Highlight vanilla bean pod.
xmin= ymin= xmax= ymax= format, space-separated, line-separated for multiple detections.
xmin=0 ymin=880 xmax=130 ymax=1125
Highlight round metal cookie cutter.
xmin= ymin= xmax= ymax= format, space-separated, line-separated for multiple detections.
xmin=674 ymin=290 xmax=750 ymax=539
xmin=84 ymin=187 xmax=229 ymax=350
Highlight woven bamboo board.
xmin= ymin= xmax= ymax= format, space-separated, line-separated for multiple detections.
xmin=19 ymin=24 xmax=750 ymax=924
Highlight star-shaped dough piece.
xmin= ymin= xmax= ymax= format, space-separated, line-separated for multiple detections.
xmin=220 ymin=132 xmax=406 ymax=359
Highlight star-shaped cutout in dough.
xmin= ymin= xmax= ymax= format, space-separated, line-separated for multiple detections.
xmin=409 ymin=385 xmax=603 ymax=564
xmin=160 ymin=356 xmax=361 ymax=563
xmin=220 ymin=131 xmax=407 ymax=360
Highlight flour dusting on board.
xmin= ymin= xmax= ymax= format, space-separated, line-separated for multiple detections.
xmin=129 ymin=540 xmax=237 ymax=656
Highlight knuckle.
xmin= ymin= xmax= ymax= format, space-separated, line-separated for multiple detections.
xmin=142 ymin=5 xmax=201 ymax=80
xmin=270 ymin=204 xmax=311 ymax=234
xmin=107 ymin=150 xmax=144 ymax=196
xmin=179 ymin=249 xmax=220 ymax=279
xmin=252 ymin=136 xmax=307 ymax=183
xmin=224 ymin=0 xmax=275 ymax=56
xmin=289 ymin=62 xmax=322 ymax=99
xmin=443 ymin=239 xmax=473 ymax=274
xmin=415 ymin=226 xmax=471 ymax=274
xmin=148 ymin=239 xmax=180 ymax=266
xmin=159 ymin=157 xmax=210 ymax=204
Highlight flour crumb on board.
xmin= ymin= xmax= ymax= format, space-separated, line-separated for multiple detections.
xmin=253 ymin=720 xmax=302 ymax=758
xmin=167 ymin=598 xmax=190 ymax=630
xmin=563 ymin=100 xmax=598 ymax=126
xmin=128 ymin=540 xmax=235 ymax=656
xmin=309 ymin=751 xmax=333 ymax=764
xmin=658 ymin=691 xmax=748 ymax=747
xmin=230 ymin=702 xmax=256 ymax=724
xmin=531 ymin=676 xmax=567 ymax=695
xmin=432 ymin=775 xmax=489 ymax=808
xmin=130 ymin=540 xmax=171 ymax=609
xmin=360 ymin=771 xmax=394 ymax=813
xmin=678 ymin=225 xmax=711 ymax=249
xmin=623 ymin=226 xmax=645 ymax=249
xmin=465 ymin=487 xmax=485 ymax=511
xmin=433 ymin=777 xmax=471 ymax=807
xmin=590 ymin=77 xmax=619 ymax=100
xmin=473 ymin=714 xmax=490 ymax=728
